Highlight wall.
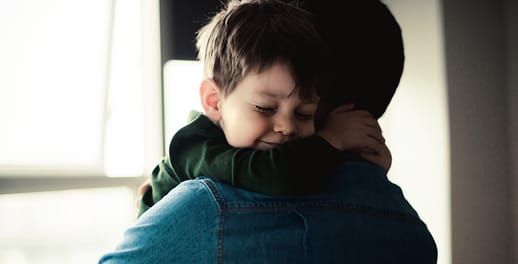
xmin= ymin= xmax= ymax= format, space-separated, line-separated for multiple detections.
xmin=383 ymin=0 xmax=517 ymax=263
xmin=380 ymin=1 xmax=451 ymax=263
xmin=506 ymin=0 xmax=518 ymax=262
xmin=442 ymin=0 xmax=516 ymax=263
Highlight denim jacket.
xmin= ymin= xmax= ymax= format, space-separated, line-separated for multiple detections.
xmin=99 ymin=161 xmax=437 ymax=264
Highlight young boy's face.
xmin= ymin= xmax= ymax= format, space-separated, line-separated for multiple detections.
xmin=218 ymin=63 xmax=318 ymax=150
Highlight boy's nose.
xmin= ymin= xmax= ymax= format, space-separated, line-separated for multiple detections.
xmin=273 ymin=114 xmax=296 ymax=136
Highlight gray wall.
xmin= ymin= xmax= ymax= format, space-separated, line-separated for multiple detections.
xmin=507 ymin=0 xmax=518 ymax=262
xmin=442 ymin=0 xmax=517 ymax=263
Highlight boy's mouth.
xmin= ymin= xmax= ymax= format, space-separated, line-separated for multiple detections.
xmin=258 ymin=140 xmax=281 ymax=147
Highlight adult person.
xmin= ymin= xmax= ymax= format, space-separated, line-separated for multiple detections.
xmin=99 ymin=0 xmax=438 ymax=263
xmin=137 ymin=0 xmax=389 ymax=217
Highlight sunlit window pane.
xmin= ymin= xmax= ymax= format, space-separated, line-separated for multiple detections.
xmin=0 ymin=0 xmax=156 ymax=177
xmin=0 ymin=0 xmax=111 ymax=169
xmin=103 ymin=0 xmax=145 ymax=177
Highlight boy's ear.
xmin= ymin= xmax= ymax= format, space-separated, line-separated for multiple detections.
xmin=200 ymin=79 xmax=222 ymax=122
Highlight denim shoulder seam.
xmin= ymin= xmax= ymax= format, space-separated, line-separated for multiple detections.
xmin=200 ymin=178 xmax=226 ymax=264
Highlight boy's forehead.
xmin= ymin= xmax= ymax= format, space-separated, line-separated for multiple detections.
xmin=245 ymin=64 xmax=318 ymax=100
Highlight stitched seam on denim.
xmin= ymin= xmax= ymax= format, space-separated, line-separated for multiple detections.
xmin=201 ymin=179 xmax=226 ymax=264
xmin=224 ymin=205 xmax=423 ymax=224
xmin=293 ymin=210 xmax=309 ymax=262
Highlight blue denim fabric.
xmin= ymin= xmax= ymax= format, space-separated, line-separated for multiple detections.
xmin=99 ymin=161 xmax=437 ymax=263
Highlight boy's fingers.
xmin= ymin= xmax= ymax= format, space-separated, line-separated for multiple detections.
xmin=358 ymin=125 xmax=384 ymax=144
xmin=360 ymin=152 xmax=388 ymax=170
xmin=359 ymin=137 xmax=382 ymax=154
xmin=360 ymin=141 xmax=391 ymax=170
xmin=332 ymin=104 xmax=355 ymax=113
xmin=369 ymin=129 xmax=385 ymax=143
xmin=138 ymin=180 xmax=151 ymax=196
xmin=360 ymin=115 xmax=382 ymax=131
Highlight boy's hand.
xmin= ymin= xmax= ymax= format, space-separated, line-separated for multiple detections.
xmin=138 ymin=179 xmax=151 ymax=196
xmin=135 ymin=179 xmax=151 ymax=209
xmin=316 ymin=104 xmax=391 ymax=170
xmin=358 ymin=139 xmax=392 ymax=171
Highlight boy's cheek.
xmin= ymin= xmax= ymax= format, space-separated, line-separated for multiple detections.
xmin=299 ymin=125 xmax=316 ymax=138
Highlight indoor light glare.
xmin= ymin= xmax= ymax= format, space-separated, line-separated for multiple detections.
xmin=103 ymin=0 xmax=145 ymax=177
xmin=163 ymin=60 xmax=204 ymax=143
xmin=0 ymin=188 xmax=136 ymax=264
xmin=0 ymin=0 xmax=110 ymax=169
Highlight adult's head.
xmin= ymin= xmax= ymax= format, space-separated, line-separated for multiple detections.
xmin=299 ymin=0 xmax=405 ymax=120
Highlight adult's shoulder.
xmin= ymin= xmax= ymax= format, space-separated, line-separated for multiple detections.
xmin=99 ymin=179 xmax=219 ymax=263
xmin=329 ymin=161 xmax=421 ymax=218
xmin=143 ymin=178 xmax=219 ymax=218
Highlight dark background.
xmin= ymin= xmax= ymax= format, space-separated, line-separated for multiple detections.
xmin=160 ymin=0 xmax=222 ymax=63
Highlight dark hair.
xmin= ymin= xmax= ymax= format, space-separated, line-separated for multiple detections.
xmin=196 ymin=0 xmax=326 ymax=100
xmin=300 ymin=0 xmax=405 ymax=120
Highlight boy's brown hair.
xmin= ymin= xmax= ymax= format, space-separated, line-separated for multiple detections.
xmin=196 ymin=0 xmax=326 ymax=101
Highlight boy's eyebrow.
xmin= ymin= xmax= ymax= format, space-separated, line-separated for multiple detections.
xmin=254 ymin=90 xmax=286 ymax=99
xmin=254 ymin=90 xmax=319 ymax=103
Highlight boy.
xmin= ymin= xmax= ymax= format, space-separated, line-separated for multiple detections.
xmin=138 ymin=0 xmax=388 ymax=217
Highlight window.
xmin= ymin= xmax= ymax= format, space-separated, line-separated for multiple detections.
xmin=0 ymin=0 xmax=162 ymax=178
xmin=0 ymin=188 xmax=135 ymax=264
xmin=0 ymin=0 xmax=112 ymax=175
xmin=0 ymin=0 xmax=161 ymax=263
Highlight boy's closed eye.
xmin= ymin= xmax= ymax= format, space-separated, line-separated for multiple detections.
xmin=254 ymin=105 xmax=276 ymax=114
xmin=254 ymin=105 xmax=314 ymax=120
xmin=295 ymin=111 xmax=314 ymax=120
xmin=296 ymin=104 xmax=318 ymax=120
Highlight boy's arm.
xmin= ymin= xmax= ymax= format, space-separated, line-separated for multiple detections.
xmin=138 ymin=156 xmax=183 ymax=217
xmin=174 ymin=130 xmax=343 ymax=196
xmin=138 ymin=115 xmax=210 ymax=217
xmin=171 ymin=113 xmax=378 ymax=196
